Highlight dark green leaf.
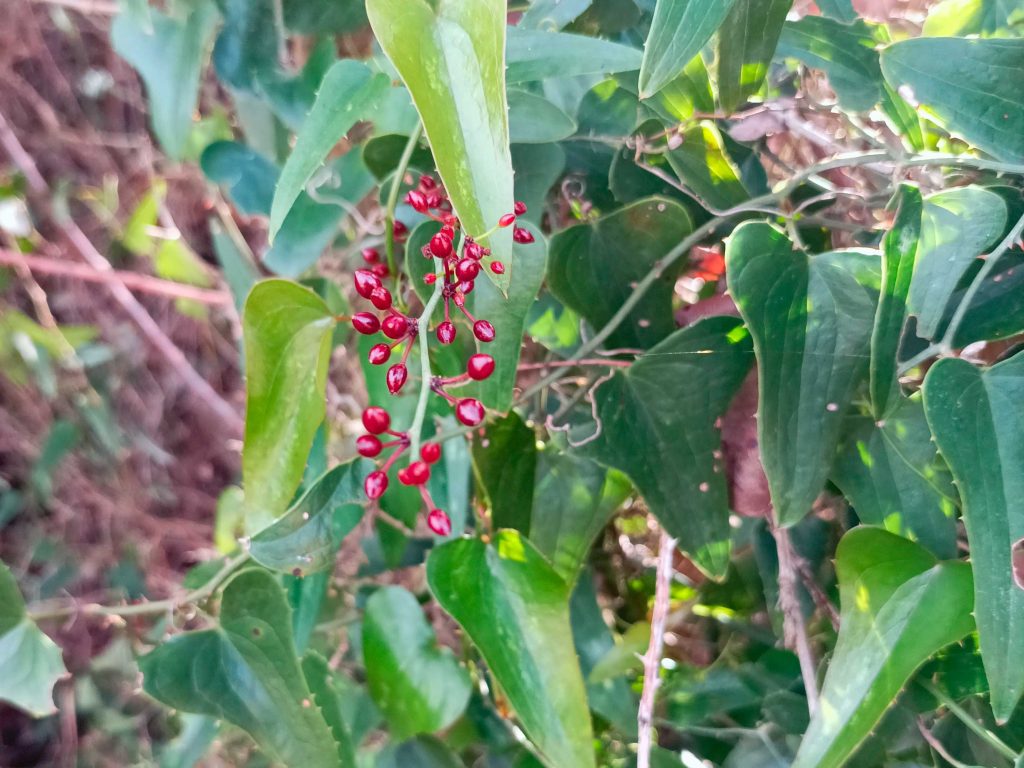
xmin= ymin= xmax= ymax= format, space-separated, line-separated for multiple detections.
xmin=815 ymin=0 xmax=857 ymax=22
xmin=509 ymin=90 xmax=577 ymax=144
xmin=726 ymin=223 xmax=879 ymax=525
xmin=511 ymin=143 xmax=566 ymax=225
xmin=923 ymin=0 xmax=1022 ymax=36
xmin=474 ymin=412 xmax=537 ymax=534
xmin=257 ymin=41 xmax=336 ymax=132
xmin=582 ymin=317 xmax=754 ymax=578
xmin=301 ymin=653 xmax=358 ymax=768
xmin=665 ymin=121 xmax=750 ymax=210
xmin=923 ymin=352 xmax=1024 ymax=721
xmin=201 ymin=141 xmax=278 ymax=216
xmin=637 ymin=54 xmax=716 ymax=123
xmin=793 ymin=528 xmax=974 ymax=768
xmin=362 ymin=133 xmax=434 ymax=180
xmin=282 ymin=0 xmax=368 ymax=33
xmin=363 ymin=586 xmax=472 ymax=738
xmin=951 ymin=250 xmax=1024 ymax=345
xmin=376 ymin=736 xmax=464 ymax=768
xmin=715 ymin=0 xmax=793 ymax=113
xmin=212 ymin=0 xmax=276 ymax=91
xmin=427 ymin=530 xmax=595 ymax=768
xmin=506 ymin=28 xmax=643 ymax=83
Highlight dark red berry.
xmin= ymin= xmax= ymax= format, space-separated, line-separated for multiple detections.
xmin=420 ymin=442 xmax=442 ymax=464
xmin=362 ymin=407 xmax=391 ymax=434
xmin=368 ymin=343 xmax=391 ymax=365
xmin=513 ymin=227 xmax=535 ymax=244
xmin=352 ymin=312 xmax=380 ymax=335
xmin=440 ymin=225 xmax=454 ymax=239
xmin=459 ymin=280 xmax=475 ymax=294
xmin=369 ymin=286 xmax=393 ymax=310
xmin=467 ymin=353 xmax=495 ymax=381
xmin=498 ymin=213 xmax=516 ymax=227
xmin=405 ymin=190 xmax=428 ymax=213
xmin=372 ymin=263 xmax=391 ymax=278
xmin=464 ymin=241 xmax=483 ymax=260
xmin=430 ymin=233 xmax=453 ymax=258
xmin=393 ymin=220 xmax=408 ymax=239
xmin=387 ymin=364 xmax=408 ymax=394
xmin=354 ymin=269 xmax=380 ymax=299
xmin=362 ymin=247 xmax=380 ymax=264
xmin=456 ymin=398 xmax=485 ymax=426
xmin=427 ymin=508 xmax=452 ymax=536
xmin=365 ymin=470 xmax=388 ymax=499
xmin=490 ymin=261 xmax=505 ymax=275
xmin=356 ymin=434 xmax=382 ymax=457
xmin=407 ymin=460 xmax=431 ymax=485
xmin=473 ymin=320 xmax=495 ymax=343
xmin=436 ymin=321 xmax=456 ymax=344
xmin=424 ymin=273 xmax=437 ymax=285
xmin=381 ymin=314 xmax=409 ymax=339
xmin=419 ymin=175 xmax=436 ymax=190
xmin=456 ymin=258 xmax=480 ymax=281
xmin=513 ymin=201 xmax=527 ymax=215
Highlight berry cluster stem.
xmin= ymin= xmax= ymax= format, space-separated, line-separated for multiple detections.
xmin=410 ymin=251 xmax=447 ymax=456
xmin=384 ymin=123 xmax=423 ymax=294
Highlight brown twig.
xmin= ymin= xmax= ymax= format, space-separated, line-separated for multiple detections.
xmin=637 ymin=529 xmax=676 ymax=768
xmin=773 ymin=523 xmax=820 ymax=716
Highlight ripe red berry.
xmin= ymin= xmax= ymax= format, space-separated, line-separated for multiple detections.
xmin=368 ymin=343 xmax=391 ymax=365
xmin=425 ymin=192 xmax=443 ymax=208
xmin=406 ymin=460 xmax=431 ymax=485
xmin=513 ymin=227 xmax=535 ymax=244
xmin=387 ymin=364 xmax=408 ymax=394
xmin=456 ymin=258 xmax=480 ymax=281
xmin=356 ymin=434 xmax=382 ymax=457
xmin=464 ymin=241 xmax=483 ymax=260
xmin=405 ymin=190 xmax=428 ymax=213
xmin=427 ymin=508 xmax=452 ymax=536
xmin=420 ymin=442 xmax=442 ymax=464
xmin=370 ymin=286 xmax=393 ymax=311
xmin=381 ymin=314 xmax=409 ymax=339
xmin=430 ymin=233 xmax=453 ymax=258
xmin=352 ymin=312 xmax=380 ymax=335
xmin=371 ymin=263 xmax=391 ymax=278
xmin=436 ymin=321 xmax=456 ymax=344
xmin=498 ymin=213 xmax=516 ymax=227
xmin=467 ymin=353 xmax=495 ymax=381
xmin=459 ymin=280 xmax=475 ymax=294
xmin=362 ymin=406 xmax=391 ymax=434
xmin=362 ymin=247 xmax=380 ymax=264
xmin=393 ymin=220 xmax=408 ymax=239
xmin=419 ymin=175 xmax=436 ymax=190
xmin=365 ymin=470 xmax=388 ymax=499
xmin=424 ymin=273 xmax=437 ymax=285
xmin=513 ymin=201 xmax=527 ymax=215
xmin=456 ymin=398 xmax=485 ymax=426
xmin=354 ymin=269 xmax=380 ymax=299
xmin=473 ymin=320 xmax=495 ymax=343
xmin=440 ymin=225 xmax=455 ymax=239
xmin=490 ymin=261 xmax=505 ymax=275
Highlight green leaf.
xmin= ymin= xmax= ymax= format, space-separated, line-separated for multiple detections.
xmin=870 ymin=184 xmax=922 ymax=418
xmin=367 ymin=0 xmax=515 ymax=294
xmin=907 ymin=186 xmax=1007 ymax=340
xmin=638 ymin=0 xmax=736 ymax=99
xmin=714 ymin=0 xmax=793 ymax=113
xmin=816 ymin=0 xmax=858 ymax=22
xmin=520 ymin=0 xmax=593 ymax=29
xmin=201 ymin=140 xmax=278 ymax=216
xmin=665 ymin=121 xmax=750 ymax=210
xmin=506 ymin=28 xmax=643 ymax=83
xmin=243 ymin=280 xmax=337 ymax=534
xmin=792 ymin=527 xmax=974 ymax=768
xmin=427 ymin=530 xmax=595 ymax=768
xmin=111 ymin=3 xmax=218 ymax=159
xmin=140 ymin=569 xmax=339 ymax=768
xmin=582 ymin=317 xmax=754 ymax=578
xmin=949 ymin=250 xmax=1024 ymax=346
xmin=363 ymin=586 xmax=472 ymax=738
xmin=923 ymin=352 xmax=1024 ymax=721
xmin=269 ymin=60 xmax=388 ymax=239
xmin=376 ymin=736 xmax=464 ymax=768
xmin=880 ymin=37 xmax=1024 ymax=163
xmin=512 ymin=143 xmax=566 ymax=225
xmin=509 ymin=90 xmax=577 ymax=144
xmin=300 ymin=653 xmax=358 ymax=768
xmin=474 ymin=412 xmax=537 ymax=534
xmin=211 ymin=0 xmax=276 ymax=91
xmin=250 ymin=461 xmax=369 ymax=574
xmin=831 ymin=396 xmax=958 ymax=560
xmin=726 ymin=223 xmax=879 ymax=525
xmin=0 ymin=562 xmax=67 ymax=717
xmin=923 ymin=0 xmax=1022 ymax=36
xmin=548 ymin=197 xmax=693 ymax=350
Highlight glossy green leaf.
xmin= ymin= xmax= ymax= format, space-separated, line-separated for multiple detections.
xmin=832 ymin=396 xmax=958 ymax=560
xmin=140 ymin=570 xmax=339 ymax=768
xmin=548 ymin=197 xmax=692 ymax=350
xmin=0 ymin=562 xmax=67 ymax=717
xmin=880 ymin=37 xmax=1024 ymax=163
xmin=923 ymin=352 xmax=1024 ymax=721
xmin=250 ymin=461 xmax=369 ymax=574
xmin=474 ymin=412 xmax=537 ymax=534
xmin=363 ymin=586 xmax=472 ymax=738
xmin=520 ymin=0 xmax=593 ymax=29
xmin=726 ymin=223 xmax=879 ymax=525
xmin=665 ymin=121 xmax=750 ymax=210
xmin=907 ymin=186 xmax=1007 ymax=340
xmin=300 ymin=653 xmax=358 ymax=768
xmin=269 ymin=60 xmax=388 ymax=239
xmin=243 ymin=280 xmax=337 ymax=534
xmin=793 ymin=527 xmax=974 ymax=768
xmin=582 ymin=316 xmax=754 ymax=578
xmin=923 ymin=0 xmax=1022 ymax=36
xmin=870 ymin=185 xmax=922 ymax=418
xmin=638 ymin=54 xmax=716 ymax=124
xmin=714 ymin=0 xmax=793 ymax=113
xmin=949 ymin=250 xmax=1024 ymax=346
xmin=427 ymin=530 xmax=595 ymax=768
xmin=506 ymin=28 xmax=643 ymax=83
xmin=111 ymin=3 xmax=218 ymax=159
xmin=367 ymin=0 xmax=515 ymax=294
xmin=509 ymin=90 xmax=577 ymax=144
xmin=639 ymin=0 xmax=736 ymax=99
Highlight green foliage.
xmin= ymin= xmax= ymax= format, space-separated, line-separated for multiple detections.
xmin=715 ymin=0 xmax=793 ymax=112
xmin=639 ymin=0 xmax=736 ymax=99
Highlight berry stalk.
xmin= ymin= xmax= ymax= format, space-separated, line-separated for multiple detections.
xmin=409 ymin=249 xmax=447 ymax=456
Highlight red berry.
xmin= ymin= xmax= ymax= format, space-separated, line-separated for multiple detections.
xmin=365 ymin=470 xmax=388 ymax=499
xmin=467 ymin=353 xmax=495 ymax=381
xmin=513 ymin=201 xmax=527 ymax=215
xmin=513 ymin=227 xmax=535 ymax=244
xmin=352 ymin=312 xmax=380 ymax=335
xmin=456 ymin=398 xmax=485 ymax=426
xmin=372 ymin=264 xmax=391 ymax=278
xmin=498 ymin=213 xmax=516 ymax=227
xmin=408 ymin=460 xmax=431 ymax=484
xmin=405 ymin=190 xmax=428 ymax=213
xmin=440 ymin=225 xmax=455 ymax=239
xmin=426 ymin=192 xmax=443 ymax=208
xmin=393 ymin=220 xmax=408 ymax=239
xmin=456 ymin=258 xmax=480 ymax=281
xmin=420 ymin=442 xmax=442 ymax=464
xmin=362 ymin=407 xmax=391 ymax=434
xmin=370 ymin=286 xmax=393 ymax=310
xmin=427 ymin=508 xmax=452 ymax=536
xmin=356 ymin=434 xmax=382 ymax=457
xmin=459 ymin=280 xmax=475 ymax=294
xmin=419 ymin=175 xmax=436 ymax=190
xmin=387 ymin=364 xmax=408 ymax=394
xmin=436 ymin=321 xmax=456 ymax=345
xmin=354 ymin=269 xmax=380 ymax=299
xmin=362 ymin=247 xmax=380 ymax=264
xmin=474 ymin=320 xmax=495 ymax=343
xmin=490 ymin=261 xmax=505 ymax=275
xmin=368 ymin=343 xmax=391 ymax=365
xmin=424 ymin=273 xmax=438 ymax=285
xmin=464 ymin=241 xmax=483 ymax=260
xmin=381 ymin=314 xmax=409 ymax=339
xmin=430 ymin=233 xmax=453 ymax=258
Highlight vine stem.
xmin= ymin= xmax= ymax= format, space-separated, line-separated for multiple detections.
xmin=774 ymin=524 xmax=819 ymax=717
xmin=385 ymin=124 xmax=424 ymax=283
xmin=637 ymin=529 xmax=676 ymax=768
xmin=918 ymin=680 xmax=1019 ymax=763
xmin=409 ymin=254 xmax=446 ymax=457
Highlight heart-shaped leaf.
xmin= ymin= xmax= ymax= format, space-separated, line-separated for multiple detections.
xmin=639 ymin=0 xmax=736 ymax=99
xmin=726 ymin=223 xmax=879 ymax=525
xmin=506 ymin=28 xmax=642 ymax=83
xmin=427 ymin=530 xmax=595 ymax=768
xmin=923 ymin=352 xmax=1024 ymax=721
xmin=363 ymin=586 xmax=472 ymax=738
xmin=140 ymin=569 xmax=339 ymax=767
xmin=793 ymin=527 xmax=974 ymax=768
xmin=665 ymin=122 xmax=750 ymax=210
xmin=581 ymin=316 xmax=754 ymax=578
xmin=714 ymin=0 xmax=794 ymax=113
xmin=509 ymin=90 xmax=577 ymax=144
xmin=243 ymin=280 xmax=337 ymax=534
xmin=367 ymin=0 xmax=515 ymax=293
